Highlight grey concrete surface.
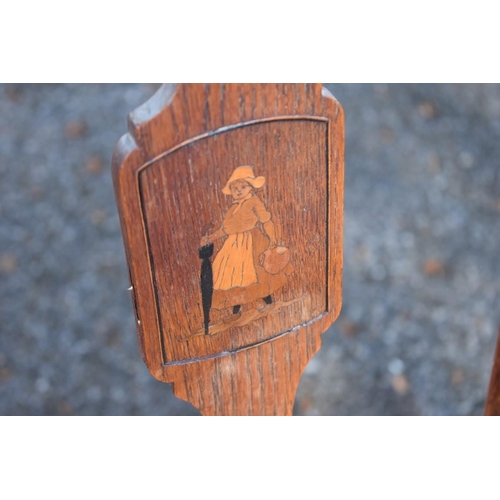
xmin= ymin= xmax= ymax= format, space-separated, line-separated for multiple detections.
xmin=1 ymin=83 xmax=499 ymax=415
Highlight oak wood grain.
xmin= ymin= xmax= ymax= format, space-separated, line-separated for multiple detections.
xmin=112 ymin=84 xmax=344 ymax=415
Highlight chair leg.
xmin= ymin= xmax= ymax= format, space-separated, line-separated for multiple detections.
xmin=485 ymin=328 xmax=500 ymax=416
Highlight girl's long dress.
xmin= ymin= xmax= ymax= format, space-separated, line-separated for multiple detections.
xmin=212 ymin=195 xmax=293 ymax=310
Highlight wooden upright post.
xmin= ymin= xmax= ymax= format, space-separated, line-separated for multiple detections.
xmin=485 ymin=329 xmax=500 ymax=416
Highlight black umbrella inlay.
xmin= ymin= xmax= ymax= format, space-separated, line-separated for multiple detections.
xmin=198 ymin=243 xmax=214 ymax=335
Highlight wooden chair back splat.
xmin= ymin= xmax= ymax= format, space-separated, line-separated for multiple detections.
xmin=112 ymin=83 xmax=345 ymax=415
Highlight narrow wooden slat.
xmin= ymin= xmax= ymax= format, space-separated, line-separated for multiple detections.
xmin=485 ymin=329 xmax=500 ymax=416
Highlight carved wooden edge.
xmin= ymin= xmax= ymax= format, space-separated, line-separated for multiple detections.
xmin=324 ymin=86 xmax=345 ymax=332
xmin=485 ymin=328 xmax=500 ymax=415
xmin=112 ymin=85 xmax=344 ymax=411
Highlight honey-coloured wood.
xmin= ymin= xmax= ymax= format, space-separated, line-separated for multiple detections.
xmin=112 ymin=84 xmax=344 ymax=415
xmin=485 ymin=329 xmax=500 ymax=416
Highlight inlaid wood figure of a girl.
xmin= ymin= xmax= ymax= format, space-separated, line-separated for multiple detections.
xmin=200 ymin=166 xmax=294 ymax=324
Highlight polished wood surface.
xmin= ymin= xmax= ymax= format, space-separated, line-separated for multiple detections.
xmin=485 ymin=329 xmax=500 ymax=416
xmin=112 ymin=84 xmax=344 ymax=415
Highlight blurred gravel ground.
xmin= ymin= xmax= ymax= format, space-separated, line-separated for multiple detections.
xmin=1 ymin=83 xmax=499 ymax=415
